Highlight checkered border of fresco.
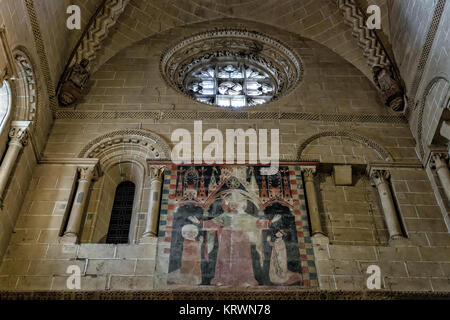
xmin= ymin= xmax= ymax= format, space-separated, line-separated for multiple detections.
xmin=154 ymin=164 xmax=318 ymax=288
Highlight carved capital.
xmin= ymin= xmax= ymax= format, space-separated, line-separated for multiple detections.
xmin=77 ymin=166 xmax=96 ymax=182
xmin=8 ymin=126 xmax=29 ymax=146
xmin=149 ymin=165 xmax=166 ymax=182
xmin=370 ymin=169 xmax=390 ymax=187
xmin=430 ymin=153 xmax=449 ymax=171
xmin=301 ymin=167 xmax=316 ymax=182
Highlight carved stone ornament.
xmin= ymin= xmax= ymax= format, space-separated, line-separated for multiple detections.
xmin=78 ymin=166 xmax=96 ymax=181
xmin=160 ymin=29 xmax=303 ymax=106
xmin=58 ymin=0 xmax=129 ymax=107
xmin=149 ymin=165 xmax=166 ymax=181
xmin=58 ymin=59 xmax=90 ymax=106
xmin=8 ymin=126 xmax=29 ymax=146
xmin=372 ymin=66 xmax=405 ymax=112
xmin=430 ymin=153 xmax=449 ymax=171
xmin=370 ymin=169 xmax=391 ymax=187
xmin=301 ymin=167 xmax=316 ymax=181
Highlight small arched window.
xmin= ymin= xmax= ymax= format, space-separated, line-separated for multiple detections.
xmin=106 ymin=181 xmax=136 ymax=244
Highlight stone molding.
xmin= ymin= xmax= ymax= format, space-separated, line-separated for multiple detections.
xmin=336 ymin=0 xmax=390 ymax=69
xmin=70 ymin=0 xmax=129 ymax=70
xmin=416 ymin=76 xmax=450 ymax=160
xmin=297 ymin=131 xmax=393 ymax=162
xmin=160 ymin=28 xmax=303 ymax=105
xmin=13 ymin=49 xmax=38 ymax=123
xmin=408 ymin=0 xmax=447 ymax=105
xmin=0 ymin=290 xmax=448 ymax=300
xmin=24 ymin=0 xmax=57 ymax=111
xmin=78 ymin=129 xmax=171 ymax=162
xmin=54 ymin=110 xmax=407 ymax=124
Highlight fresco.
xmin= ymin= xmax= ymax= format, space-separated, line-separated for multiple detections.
xmin=155 ymin=165 xmax=317 ymax=288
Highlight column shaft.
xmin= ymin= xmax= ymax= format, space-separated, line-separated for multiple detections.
xmin=431 ymin=154 xmax=450 ymax=202
xmin=0 ymin=142 xmax=22 ymax=198
xmin=62 ymin=167 xmax=95 ymax=241
xmin=0 ymin=126 xmax=28 ymax=201
xmin=142 ymin=166 xmax=165 ymax=238
xmin=302 ymin=168 xmax=325 ymax=236
xmin=371 ymin=170 xmax=403 ymax=239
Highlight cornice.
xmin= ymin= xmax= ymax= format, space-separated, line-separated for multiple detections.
xmin=54 ymin=110 xmax=407 ymax=124
xmin=0 ymin=290 xmax=448 ymax=300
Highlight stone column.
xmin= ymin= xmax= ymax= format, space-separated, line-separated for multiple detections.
xmin=370 ymin=169 xmax=403 ymax=239
xmin=430 ymin=153 xmax=450 ymax=202
xmin=0 ymin=124 xmax=29 ymax=202
xmin=302 ymin=167 xmax=325 ymax=236
xmin=141 ymin=166 xmax=165 ymax=240
xmin=62 ymin=166 xmax=96 ymax=243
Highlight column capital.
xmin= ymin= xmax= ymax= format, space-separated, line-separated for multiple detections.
xmin=430 ymin=152 xmax=448 ymax=171
xmin=370 ymin=169 xmax=390 ymax=187
xmin=301 ymin=166 xmax=316 ymax=181
xmin=8 ymin=126 xmax=29 ymax=147
xmin=149 ymin=165 xmax=166 ymax=182
xmin=77 ymin=166 xmax=97 ymax=181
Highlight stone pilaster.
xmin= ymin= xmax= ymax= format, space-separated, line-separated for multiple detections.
xmin=430 ymin=153 xmax=450 ymax=202
xmin=301 ymin=166 xmax=326 ymax=238
xmin=141 ymin=165 xmax=165 ymax=241
xmin=370 ymin=169 xmax=403 ymax=240
xmin=0 ymin=122 xmax=30 ymax=203
xmin=61 ymin=166 xmax=97 ymax=243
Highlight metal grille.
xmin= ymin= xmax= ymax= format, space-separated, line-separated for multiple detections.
xmin=106 ymin=181 xmax=135 ymax=244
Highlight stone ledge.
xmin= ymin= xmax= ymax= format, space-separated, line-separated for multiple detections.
xmin=0 ymin=290 xmax=448 ymax=300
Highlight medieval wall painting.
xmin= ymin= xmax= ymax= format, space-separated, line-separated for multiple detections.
xmin=154 ymin=165 xmax=318 ymax=288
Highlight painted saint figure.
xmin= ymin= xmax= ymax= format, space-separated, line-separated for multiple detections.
xmin=267 ymin=230 xmax=303 ymax=285
xmin=168 ymin=224 xmax=203 ymax=285
xmin=189 ymin=190 xmax=280 ymax=286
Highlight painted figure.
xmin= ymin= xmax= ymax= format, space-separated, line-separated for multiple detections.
xmin=267 ymin=230 xmax=303 ymax=285
xmin=168 ymin=224 xmax=203 ymax=285
xmin=189 ymin=190 xmax=280 ymax=286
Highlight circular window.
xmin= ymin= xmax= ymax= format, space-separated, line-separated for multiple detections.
xmin=186 ymin=60 xmax=276 ymax=107
xmin=161 ymin=29 xmax=302 ymax=108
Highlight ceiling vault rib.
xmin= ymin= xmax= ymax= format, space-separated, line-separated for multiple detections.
xmin=56 ymin=0 xmax=130 ymax=107
xmin=24 ymin=0 xmax=57 ymax=112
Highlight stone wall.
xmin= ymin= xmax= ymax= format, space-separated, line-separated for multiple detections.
xmin=0 ymin=0 xmax=448 ymax=294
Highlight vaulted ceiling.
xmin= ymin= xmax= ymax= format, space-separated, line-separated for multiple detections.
xmin=56 ymin=0 xmax=394 ymax=87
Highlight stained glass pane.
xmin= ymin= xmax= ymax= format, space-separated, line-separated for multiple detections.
xmin=185 ymin=61 xmax=275 ymax=108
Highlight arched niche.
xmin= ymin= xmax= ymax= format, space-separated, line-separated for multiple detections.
xmin=12 ymin=48 xmax=39 ymax=126
xmin=417 ymin=76 xmax=450 ymax=157
xmin=78 ymin=129 xmax=171 ymax=243
xmin=297 ymin=131 xmax=393 ymax=163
